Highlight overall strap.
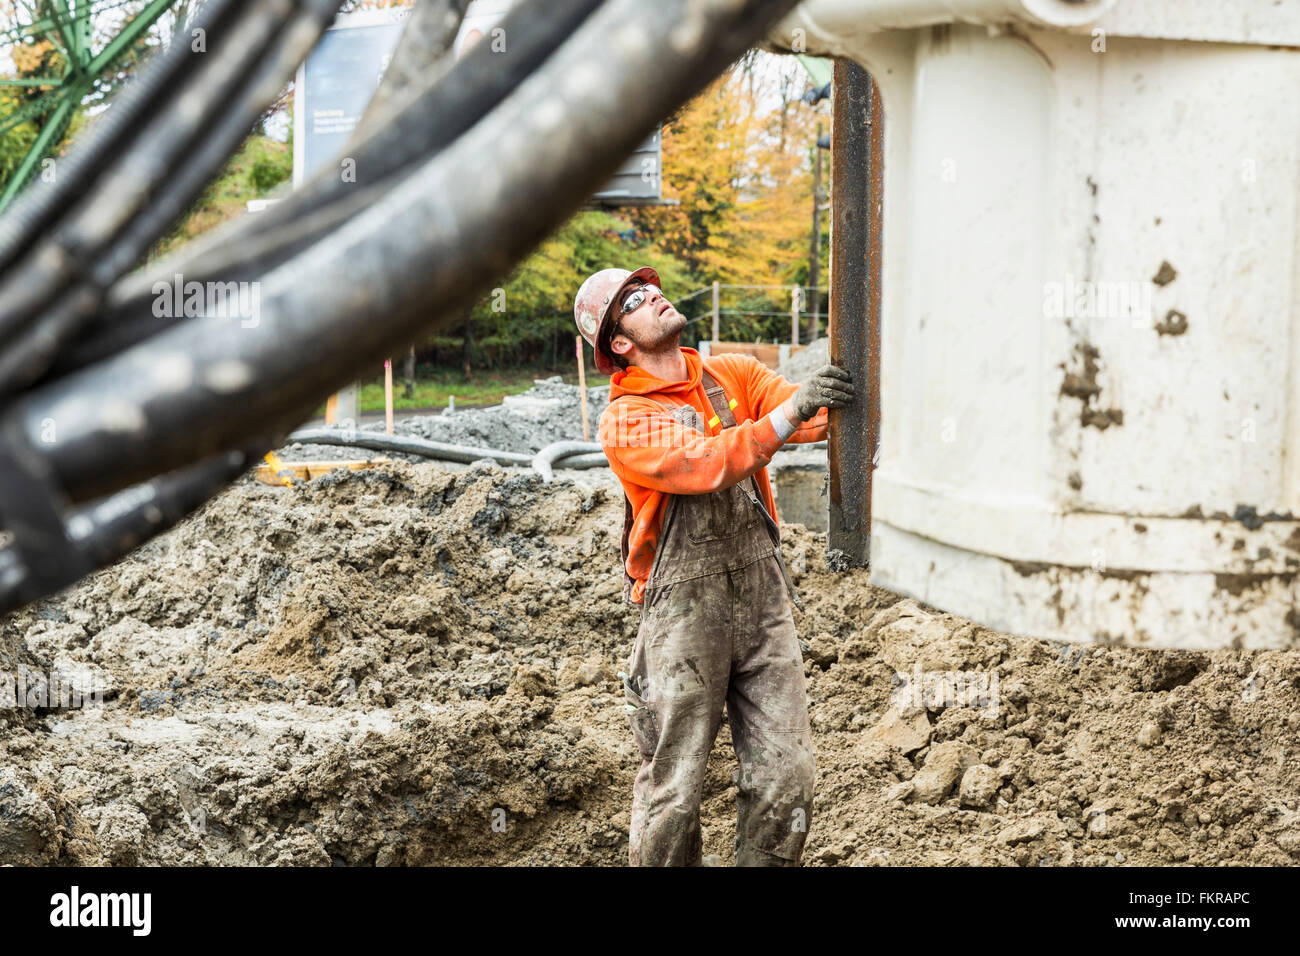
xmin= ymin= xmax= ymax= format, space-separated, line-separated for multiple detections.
xmin=700 ymin=367 xmax=740 ymax=430
xmin=611 ymin=392 xmax=680 ymax=605
xmin=699 ymin=366 xmax=804 ymax=611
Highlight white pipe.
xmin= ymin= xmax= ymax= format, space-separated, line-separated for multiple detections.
xmin=532 ymin=440 xmax=603 ymax=483
xmin=771 ymin=0 xmax=1114 ymax=47
xmin=289 ymin=428 xmax=533 ymax=466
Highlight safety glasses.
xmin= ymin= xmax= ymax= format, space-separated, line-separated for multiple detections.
xmin=619 ymin=283 xmax=662 ymax=315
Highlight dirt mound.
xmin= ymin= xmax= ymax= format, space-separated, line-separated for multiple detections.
xmin=1 ymin=461 xmax=1298 ymax=865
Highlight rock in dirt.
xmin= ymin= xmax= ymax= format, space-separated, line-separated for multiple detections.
xmin=1156 ymin=827 xmax=1190 ymax=861
xmin=95 ymin=803 xmax=150 ymax=866
xmin=885 ymin=781 xmax=914 ymax=803
xmin=1137 ymin=721 xmax=1163 ymax=748
xmin=910 ymin=741 xmax=978 ymax=805
xmin=510 ymin=664 xmax=555 ymax=700
xmin=959 ymin=764 xmax=999 ymax=808
xmin=1274 ymin=825 xmax=1300 ymax=858
xmin=864 ymin=706 xmax=932 ymax=754
xmin=0 ymin=768 xmax=58 ymax=864
xmin=998 ymin=818 xmax=1046 ymax=845
xmin=815 ymin=842 xmax=854 ymax=865
xmin=559 ymin=656 xmax=613 ymax=691
xmin=873 ymin=601 xmax=972 ymax=674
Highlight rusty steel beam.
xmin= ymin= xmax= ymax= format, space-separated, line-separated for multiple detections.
xmin=827 ymin=60 xmax=882 ymax=568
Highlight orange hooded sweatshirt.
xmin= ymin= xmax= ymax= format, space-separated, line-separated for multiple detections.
xmin=599 ymin=347 xmax=827 ymax=605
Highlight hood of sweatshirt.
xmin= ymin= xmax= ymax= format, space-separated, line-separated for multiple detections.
xmin=608 ymin=347 xmax=704 ymax=401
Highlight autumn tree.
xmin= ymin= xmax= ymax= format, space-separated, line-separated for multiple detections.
xmin=628 ymin=52 xmax=829 ymax=340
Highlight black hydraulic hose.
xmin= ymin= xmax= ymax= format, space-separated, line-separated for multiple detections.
xmin=285 ymin=430 xmax=607 ymax=473
xmin=70 ymin=442 xmax=268 ymax=563
xmin=0 ymin=438 xmax=271 ymax=615
xmin=159 ymin=0 xmax=605 ymax=274
xmin=70 ymin=0 xmax=607 ymax=372
xmin=46 ymin=177 xmax=395 ymax=376
xmin=0 ymin=289 xmax=99 ymax=396
xmin=350 ymin=0 xmax=471 ymax=146
xmin=0 ymin=0 xmax=293 ymax=337
xmin=7 ymin=0 xmax=803 ymax=508
xmin=0 ymin=0 xmax=343 ymax=395
xmin=0 ymin=0 xmax=343 ymax=396
xmin=90 ymin=0 xmax=345 ymax=286
xmin=4 ymin=0 xmax=602 ymax=439
xmin=0 ymin=0 xmax=250 ymax=278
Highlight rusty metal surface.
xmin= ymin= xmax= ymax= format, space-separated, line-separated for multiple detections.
xmin=827 ymin=59 xmax=879 ymax=567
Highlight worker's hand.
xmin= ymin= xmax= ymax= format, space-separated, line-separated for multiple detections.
xmin=785 ymin=364 xmax=855 ymax=423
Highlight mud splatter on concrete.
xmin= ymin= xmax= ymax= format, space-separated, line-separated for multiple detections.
xmin=1059 ymin=342 xmax=1124 ymax=431
xmin=1059 ymin=343 xmax=1103 ymax=403
xmin=1080 ymin=407 xmax=1124 ymax=430
xmin=1154 ymin=309 xmax=1188 ymax=336
xmin=1152 ymin=261 xmax=1177 ymax=286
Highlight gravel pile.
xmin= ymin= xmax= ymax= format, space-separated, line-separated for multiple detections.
xmin=284 ymin=377 xmax=609 ymax=463
xmin=780 ymin=337 xmax=830 ymax=383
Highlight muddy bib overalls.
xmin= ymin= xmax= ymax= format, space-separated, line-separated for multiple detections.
xmin=618 ymin=372 xmax=815 ymax=867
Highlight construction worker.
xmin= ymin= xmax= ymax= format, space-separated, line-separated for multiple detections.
xmin=574 ymin=266 xmax=854 ymax=867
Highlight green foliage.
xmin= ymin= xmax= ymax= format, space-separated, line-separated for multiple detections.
xmin=0 ymin=23 xmax=67 ymax=197
xmin=154 ymin=132 xmax=292 ymax=258
xmin=248 ymin=154 xmax=290 ymax=192
xmin=339 ymin=365 xmax=602 ymax=415
xmin=0 ymin=88 xmax=38 ymax=186
xmin=461 ymin=210 xmax=695 ymax=368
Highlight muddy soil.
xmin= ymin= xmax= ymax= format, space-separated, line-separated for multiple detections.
xmin=1 ymin=462 xmax=1298 ymax=866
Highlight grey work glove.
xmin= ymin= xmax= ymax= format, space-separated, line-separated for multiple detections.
xmin=786 ymin=364 xmax=855 ymax=422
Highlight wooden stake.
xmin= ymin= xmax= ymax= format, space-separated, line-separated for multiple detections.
xmin=384 ymin=359 xmax=394 ymax=435
xmin=576 ymin=335 xmax=590 ymax=442
xmin=711 ymin=280 xmax=720 ymax=343
xmin=791 ymin=284 xmax=801 ymax=346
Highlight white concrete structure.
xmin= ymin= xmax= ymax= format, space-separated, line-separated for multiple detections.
xmin=770 ymin=1 xmax=1300 ymax=648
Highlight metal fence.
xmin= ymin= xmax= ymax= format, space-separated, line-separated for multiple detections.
xmin=678 ymin=282 xmax=827 ymax=345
